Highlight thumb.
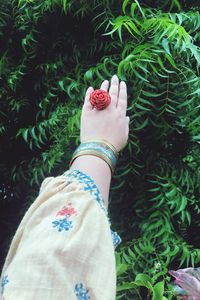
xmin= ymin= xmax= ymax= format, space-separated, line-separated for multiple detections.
xmin=126 ymin=116 xmax=130 ymax=140
xmin=83 ymin=86 xmax=94 ymax=110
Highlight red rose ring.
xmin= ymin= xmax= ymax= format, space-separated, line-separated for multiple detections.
xmin=89 ymin=89 xmax=111 ymax=110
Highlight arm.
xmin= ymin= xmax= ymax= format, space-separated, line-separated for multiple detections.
xmin=1 ymin=74 xmax=128 ymax=300
xmin=70 ymin=75 xmax=129 ymax=208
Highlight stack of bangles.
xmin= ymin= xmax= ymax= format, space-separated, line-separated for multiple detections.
xmin=69 ymin=139 xmax=119 ymax=174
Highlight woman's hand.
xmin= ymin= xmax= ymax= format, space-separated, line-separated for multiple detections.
xmin=80 ymin=75 xmax=129 ymax=152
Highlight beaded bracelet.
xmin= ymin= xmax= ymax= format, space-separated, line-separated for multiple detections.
xmin=69 ymin=140 xmax=119 ymax=174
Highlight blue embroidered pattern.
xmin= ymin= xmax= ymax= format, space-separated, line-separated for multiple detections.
xmin=52 ymin=217 xmax=73 ymax=232
xmin=63 ymin=170 xmax=106 ymax=213
xmin=1 ymin=275 xmax=9 ymax=294
xmin=74 ymin=283 xmax=90 ymax=300
xmin=111 ymin=231 xmax=122 ymax=248
xmin=63 ymin=169 xmax=122 ymax=249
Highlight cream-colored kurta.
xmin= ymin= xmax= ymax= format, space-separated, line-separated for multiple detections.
xmin=1 ymin=169 xmax=121 ymax=300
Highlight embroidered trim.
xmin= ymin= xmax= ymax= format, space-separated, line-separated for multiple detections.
xmin=63 ymin=169 xmax=106 ymax=213
xmin=1 ymin=275 xmax=9 ymax=295
xmin=111 ymin=231 xmax=122 ymax=248
xmin=62 ymin=169 xmax=121 ymax=248
xmin=74 ymin=283 xmax=91 ymax=300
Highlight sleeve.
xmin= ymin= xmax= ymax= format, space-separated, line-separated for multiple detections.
xmin=0 ymin=169 xmax=121 ymax=300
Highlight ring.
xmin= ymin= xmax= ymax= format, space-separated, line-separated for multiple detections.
xmin=89 ymin=89 xmax=111 ymax=110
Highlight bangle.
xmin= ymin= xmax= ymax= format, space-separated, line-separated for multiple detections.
xmin=83 ymin=139 xmax=118 ymax=156
xmin=69 ymin=140 xmax=119 ymax=174
xmin=70 ymin=150 xmax=115 ymax=173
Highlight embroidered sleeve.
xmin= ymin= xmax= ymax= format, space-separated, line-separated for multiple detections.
xmin=1 ymin=169 xmax=120 ymax=300
xmin=62 ymin=169 xmax=121 ymax=248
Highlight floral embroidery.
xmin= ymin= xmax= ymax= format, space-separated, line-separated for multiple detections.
xmin=52 ymin=218 xmax=73 ymax=232
xmin=52 ymin=203 xmax=77 ymax=232
xmin=1 ymin=275 xmax=9 ymax=294
xmin=56 ymin=203 xmax=77 ymax=217
xmin=74 ymin=283 xmax=90 ymax=300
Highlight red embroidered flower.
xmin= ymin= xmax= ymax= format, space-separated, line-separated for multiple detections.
xmin=57 ymin=206 xmax=76 ymax=217
xmin=89 ymin=89 xmax=111 ymax=110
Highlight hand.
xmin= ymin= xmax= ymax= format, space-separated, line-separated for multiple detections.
xmin=80 ymin=74 xmax=129 ymax=152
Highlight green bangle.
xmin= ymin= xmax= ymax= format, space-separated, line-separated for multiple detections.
xmin=69 ymin=140 xmax=118 ymax=174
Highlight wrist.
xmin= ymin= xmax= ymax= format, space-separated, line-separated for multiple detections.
xmin=69 ymin=140 xmax=119 ymax=174
xmin=70 ymin=155 xmax=111 ymax=176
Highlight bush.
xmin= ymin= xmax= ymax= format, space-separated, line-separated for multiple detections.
xmin=0 ymin=0 xmax=200 ymax=298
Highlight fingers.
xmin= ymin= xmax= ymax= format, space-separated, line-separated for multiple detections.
xmin=126 ymin=116 xmax=130 ymax=141
xmin=117 ymin=81 xmax=127 ymax=117
xmin=83 ymin=76 xmax=127 ymax=115
xmin=100 ymin=79 xmax=109 ymax=91
xmin=83 ymin=86 xmax=94 ymax=110
xmin=109 ymin=74 xmax=119 ymax=108
xmin=126 ymin=116 xmax=130 ymax=125
xmin=92 ymin=80 xmax=109 ymax=112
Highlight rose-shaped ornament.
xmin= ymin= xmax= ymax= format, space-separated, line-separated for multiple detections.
xmin=89 ymin=89 xmax=111 ymax=110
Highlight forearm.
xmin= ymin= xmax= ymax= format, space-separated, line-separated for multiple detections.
xmin=69 ymin=155 xmax=111 ymax=208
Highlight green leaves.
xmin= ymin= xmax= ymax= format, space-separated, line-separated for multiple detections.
xmin=148 ymin=173 xmax=193 ymax=225
xmin=103 ymin=16 xmax=141 ymax=43
xmin=152 ymin=281 xmax=164 ymax=300
xmin=16 ymin=124 xmax=47 ymax=150
xmin=117 ymin=273 xmax=165 ymax=299
xmin=58 ymin=77 xmax=81 ymax=100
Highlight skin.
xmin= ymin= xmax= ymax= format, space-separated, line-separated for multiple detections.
xmin=70 ymin=74 xmax=129 ymax=208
